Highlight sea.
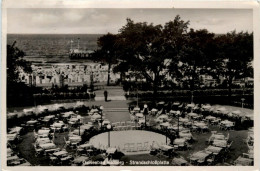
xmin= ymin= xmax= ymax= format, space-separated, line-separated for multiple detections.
xmin=7 ymin=34 xmax=103 ymax=65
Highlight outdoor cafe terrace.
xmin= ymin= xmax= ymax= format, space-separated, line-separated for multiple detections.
xmin=6 ymin=100 xmax=254 ymax=166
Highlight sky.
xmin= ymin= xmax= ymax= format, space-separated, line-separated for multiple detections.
xmin=7 ymin=8 xmax=253 ymax=34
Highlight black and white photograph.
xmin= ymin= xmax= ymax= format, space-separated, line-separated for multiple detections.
xmin=2 ymin=1 xmax=259 ymax=169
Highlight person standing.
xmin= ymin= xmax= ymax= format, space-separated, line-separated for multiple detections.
xmin=143 ymin=104 xmax=149 ymax=128
xmin=104 ymin=90 xmax=108 ymax=102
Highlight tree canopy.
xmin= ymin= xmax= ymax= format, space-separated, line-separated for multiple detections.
xmin=214 ymin=31 xmax=253 ymax=99
xmin=113 ymin=16 xmax=190 ymax=96
xmin=171 ymin=29 xmax=217 ymax=90
xmin=94 ymin=15 xmax=253 ymax=101
xmin=7 ymin=41 xmax=32 ymax=84
xmin=92 ymin=33 xmax=119 ymax=85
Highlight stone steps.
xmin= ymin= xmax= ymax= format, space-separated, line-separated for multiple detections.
xmin=94 ymin=96 xmax=126 ymax=101
xmin=104 ymin=108 xmax=129 ymax=112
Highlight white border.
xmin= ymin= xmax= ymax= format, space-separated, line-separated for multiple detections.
xmin=1 ymin=1 xmax=260 ymax=171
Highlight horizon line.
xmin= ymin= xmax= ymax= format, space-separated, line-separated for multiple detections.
xmin=7 ymin=33 xmax=106 ymax=35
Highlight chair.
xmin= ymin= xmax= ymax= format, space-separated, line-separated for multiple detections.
xmin=226 ymin=141 xmax=233 ymax=151
xmin=112 ymin=123 xmax=116 ymax=127
xmin=143 ymin=142 xmax=149 ymax=151
xmin=117 ymin=126 xmax=122 ymax=131
xmin=115 ymin=122 xmax=120 ymax=127
xmin=64 ymin=137 xmax=70 ymax=146
xmin=126 ymin=121 xmax=132 ymax=126
xmin=129 ymin=143 xmax=135 ymax=152
xmin=137 ymin=143 xmax=142 ymax=151
xmin=113 ymin=126 xmax=118 ymax=131
xmin=123 ymin=143 xmax=129 ymax=152
xmin=207 ymin=158 xmax=214 ymax=166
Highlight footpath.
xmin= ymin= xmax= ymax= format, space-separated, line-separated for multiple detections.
xmin=90 ymin=86 xmax=131 ymax=122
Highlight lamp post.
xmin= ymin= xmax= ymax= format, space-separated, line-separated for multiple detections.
xmin=144 ymin=104 xmax=148 ymax=128
xmin=100 ymin=106 xmax=104 ymax=130
xmin=137 ymin=88 xmax=139 ymax=107
xmin=166 ymin=127 xmax=168 ymax=145
xmin=78 ymin=124 xmax=80 ymax=136
xmin=107 ymin=124 xmax=112 ymax=147
xmin=191 ymin=91 xmax=194 ymax=104
xmin=177 ymin=110 xmax=180 ymax=138
xmin=107 ymin=50 xmax=110 ymax=86
xmin=241 ymin=98 xmax=245 ymax=108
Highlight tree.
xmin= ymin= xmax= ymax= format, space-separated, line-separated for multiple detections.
xmin=7 ymin=42 xmax=34 ymax=107
xmin=7 ymin=41 xmax=32 ymax=84
xmin=170 ymin=29 xmax=216 ymax=97
xmin=214 ymin=31 xmax=253 ymax=102
xmin=93 ymin=33 xmax=119 ymax=86
xmin=114 ymin=16 xmax=189 ymax=98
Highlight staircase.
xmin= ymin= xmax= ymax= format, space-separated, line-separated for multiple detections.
xmin=103 ymin=108 xmax=129 ymax=112
xmin=94 ymin=86 xmax=126 ymax=101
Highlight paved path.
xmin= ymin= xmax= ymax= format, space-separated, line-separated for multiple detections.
xmin=94 ymin=86 xmax=126 ymax=101
xmin=91 ymin=86 xmax=130 ymax=122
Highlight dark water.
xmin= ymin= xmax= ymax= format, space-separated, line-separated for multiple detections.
xmin=7 ymin=34 xmax=102 ymax=64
